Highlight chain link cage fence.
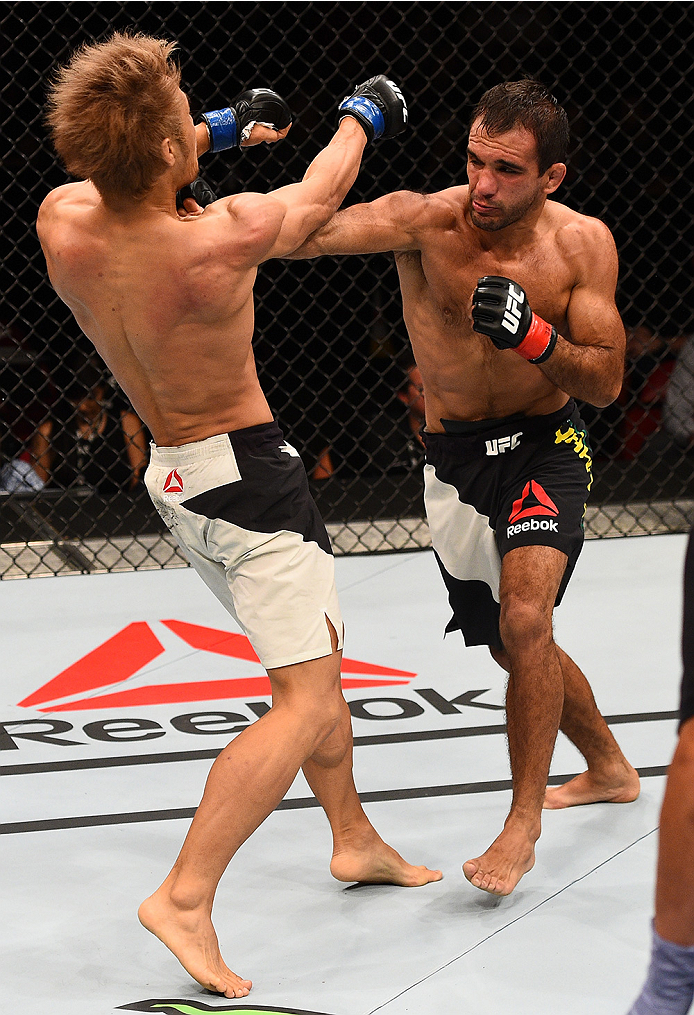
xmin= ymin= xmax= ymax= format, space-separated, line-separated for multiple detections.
xmin=1 ymin=1 xmax=693 ymax=578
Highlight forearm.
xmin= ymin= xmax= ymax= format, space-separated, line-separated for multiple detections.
xmin=537 ymin=334 xmax=624 ymax=407
xmin=274 ymin=118 xmax=367 ymax=237
xmin=195 ymin=122 xmax=211 ymax=158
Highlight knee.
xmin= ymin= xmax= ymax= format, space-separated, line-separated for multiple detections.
xmin=499 ymin=596 xmax=553 ymax=657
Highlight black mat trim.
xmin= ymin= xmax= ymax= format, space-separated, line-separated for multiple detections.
xmin=0 ymin=764 xmax=670 ymax=835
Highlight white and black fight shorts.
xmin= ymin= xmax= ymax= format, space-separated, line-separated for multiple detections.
xmin=144 ymin=421 xmax=343 ymax=670
xmin=681 ymin=530 xmax=694 ymax=729
xmin=423 ymin=399 xmax=593 ymax=650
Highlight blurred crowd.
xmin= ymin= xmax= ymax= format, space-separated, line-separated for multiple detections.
xmin=2 ymin=300 xmax=693 ymax=499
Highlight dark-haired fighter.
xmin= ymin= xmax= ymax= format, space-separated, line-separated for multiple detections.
xmin=291 ymin=79 xmax=639 ymax=896
xmin=37 ymin=33 xmax=438 ymax=998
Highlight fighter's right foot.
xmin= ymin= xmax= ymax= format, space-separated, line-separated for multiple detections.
xmin=463 ymin=823 xmax=536 ymax=896
xmin=138 ymin=891 xmax=252 ymax=998
xmin=330 ymin=827 xmax=442 ymax=887
xmin=543 ymin=762 xmax=640 ymax=809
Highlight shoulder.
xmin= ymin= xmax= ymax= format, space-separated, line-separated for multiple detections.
xmin=548 ymin=203 xmax=618 ymax=283
xmin=38 ymin=182 xmax=98 ymax=221
xmin=37 ymin=182 xmax=99 ymax=251
xmin=550 ymin=202 xmax=616 ymax=258
xmin=206 ymin=191 xmax=286 ymax=260
xmin=382 ymin=187 xmax=462 ymax=230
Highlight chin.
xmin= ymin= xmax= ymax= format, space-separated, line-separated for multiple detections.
xmin=471 ymin=213 xmax=509 ymax=232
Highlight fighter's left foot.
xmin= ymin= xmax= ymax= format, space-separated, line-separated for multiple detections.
xmin=543 ymin=763 xmax=640 ymax=809
xmin=463 ymin=826 xmax=536 ymax=896
xmin=330 ymin=829 xmax=442 ymax=887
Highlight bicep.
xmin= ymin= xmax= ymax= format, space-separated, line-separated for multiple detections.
xmin=286 ymin=192 xmax=427 ymax=260
xmin=565 ymin=229 xmax=624 ymax=355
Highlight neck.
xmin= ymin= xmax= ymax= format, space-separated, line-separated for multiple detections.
xmin=98 ymin=173 xmax=184 ymax=219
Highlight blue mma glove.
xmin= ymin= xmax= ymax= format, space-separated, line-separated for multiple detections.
xmin=337 ymin=75 xmax=408 ymax=143
xmin=202 ymin=88 xmax=292 ymax=153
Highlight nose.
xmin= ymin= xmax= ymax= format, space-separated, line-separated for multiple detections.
xmin=475 ymin=168 xmax=497 ymax=197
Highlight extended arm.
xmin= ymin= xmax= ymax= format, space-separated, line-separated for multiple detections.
xmin=288 ymin=189 xmax=442 ymax=259
xmin=259 ymin=75 xmax=409 ymax=260
xmin=472 ymin=220 xmax=625 ymax=407
xmin=258 ymin=117 xmax=368 ymax=260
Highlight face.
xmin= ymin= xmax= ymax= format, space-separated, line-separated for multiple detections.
xmin=466 ymin=118 xmax=564 ymax=232
xmin=400 ymin=366 xmax=425 ymax=421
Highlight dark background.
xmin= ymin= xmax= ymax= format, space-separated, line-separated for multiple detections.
xmin=1 ymin=2 xmax=693 ymax=575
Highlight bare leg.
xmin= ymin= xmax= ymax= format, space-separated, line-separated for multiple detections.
xmin=301 ymin=694 xmax=443 ymax=886
xmin=627 ymin=720 xmax=694 ymax=1014
xmin=139 ymin=633 xmax=440 ymax=996
xmin=463 ymin=545 xmax=565 ymax=896
xmin=655 ymin=718 xmax=694 ymax=945
xmin=543 ymin=645 xmax=639 ymax=808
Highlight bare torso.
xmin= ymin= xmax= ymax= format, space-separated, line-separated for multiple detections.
xmin=37 ymin=181 xmax=277 ymax=446
xmin=395 ymin=186 xmax=588 ymax=430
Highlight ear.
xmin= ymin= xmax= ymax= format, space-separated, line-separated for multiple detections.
xmin=161 ymin=136 xmax=176 ymax=167
xmin=544 ymin=162 xmax=566 ymax=195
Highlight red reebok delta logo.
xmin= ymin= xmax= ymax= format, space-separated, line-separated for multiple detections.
xmin=18 ymin=620 xmax=416 ymax=712
xmin=508 ymin=479 xmax=559 ymax=523
xmin=163 ymin=469 xmax=184 ymax=494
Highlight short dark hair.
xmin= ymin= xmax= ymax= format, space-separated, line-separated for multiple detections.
xmin=469 ymin=80 xmax=569 ymax=174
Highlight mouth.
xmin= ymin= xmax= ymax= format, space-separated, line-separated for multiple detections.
xmin=472 ymin=200 xmax=498 ymax=215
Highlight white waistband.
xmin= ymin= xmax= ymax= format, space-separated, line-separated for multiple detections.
xmin=149 ymin=433 xmax=232 ymax=466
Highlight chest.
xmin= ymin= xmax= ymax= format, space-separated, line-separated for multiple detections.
xmin=405 ymin=235 xmax=574 ymax=331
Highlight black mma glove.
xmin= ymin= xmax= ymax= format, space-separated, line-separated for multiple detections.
xmin=176 ymin=177 xmax=217 ymax=211
xmin=337 ymin=75 xmax=408 ymax=143
xmin=201 ymin=88 xmax=292 ymax=153
xmin=472 ymin=276 xmax=557 ymax=364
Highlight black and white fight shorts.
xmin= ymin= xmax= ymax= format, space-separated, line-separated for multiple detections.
xmin=144 ymin=421 xmax=343 ymax=670
xmin=422 ymin=399 xmax=593 ymax=650
xmin=681 ymin=530 xmax=694 ymax=729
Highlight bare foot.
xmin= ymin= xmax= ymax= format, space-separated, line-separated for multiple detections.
xmin=138 ymin=891 xmax=252 ymax=998
xmin=543 ymin=764 xmax=640 ymax=809
xmin=463 ymin=826 xmax=536 ymax=896
xmin=330 ymin=828 xmax=442 ymax=887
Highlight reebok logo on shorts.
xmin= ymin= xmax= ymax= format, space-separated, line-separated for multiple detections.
xmin=507 ymin=480 xmax=559 ymax=537
xmin=163 ymin=469 xmax=184 ymax=494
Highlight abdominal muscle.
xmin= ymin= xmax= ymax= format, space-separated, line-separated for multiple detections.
xmin=409 ymin=320 xmax=568 ymax=431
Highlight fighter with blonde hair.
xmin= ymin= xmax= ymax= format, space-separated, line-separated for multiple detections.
xmin=38 ymin=32 xmax=439 ymax=999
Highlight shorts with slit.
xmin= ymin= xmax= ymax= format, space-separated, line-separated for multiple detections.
xmin=144 ymin=421 xmax=343 ymax=670
xmin=422 ymin=399 xmax=593 ymax=650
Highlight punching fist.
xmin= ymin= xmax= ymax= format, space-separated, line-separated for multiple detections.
xmin=337 ymin=75 xmax=408 ymax=143
xmin=176 ymin=177 xmax=217 ymax=213
xmin=472 ymin=276 xmax=557 ymax=364
xmin=202 ymin=88 xmax=292 ymax=152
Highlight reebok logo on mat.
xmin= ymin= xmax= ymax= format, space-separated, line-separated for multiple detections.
xmin=118 ymin=997 xmax=336 ymax=1013
xmin=18 ymin=619 xmax=416 ymax=712
xmin=163 ymin=468 xmax=184 ymax=494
